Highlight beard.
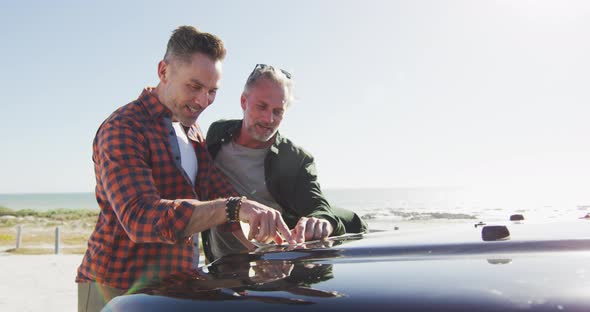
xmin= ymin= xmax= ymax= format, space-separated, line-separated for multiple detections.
xmin=247 ymin=121 xmax=278 ymax=143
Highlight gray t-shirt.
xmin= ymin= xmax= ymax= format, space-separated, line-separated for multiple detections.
xmin=209 ymin=141 xmax=282 ymax=260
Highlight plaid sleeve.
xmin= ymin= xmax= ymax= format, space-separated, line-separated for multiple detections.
xmin=95 ymin=119 xmax=193 ymax=243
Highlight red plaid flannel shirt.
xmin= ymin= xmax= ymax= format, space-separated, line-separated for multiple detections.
xmin=76 ymin=88 xmax=238 ymax=290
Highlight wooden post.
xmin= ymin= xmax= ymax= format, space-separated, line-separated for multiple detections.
xmin=55 ymin=227 xmax=60 ymax=255
xmin=16 ymin=225 xmax=22 ymax=249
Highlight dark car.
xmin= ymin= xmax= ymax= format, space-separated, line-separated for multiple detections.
xmin=104 ymin=219 xmax=590 ymax=311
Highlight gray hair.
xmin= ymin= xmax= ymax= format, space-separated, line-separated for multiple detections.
xmin=243 ymin=64 xmax=294 ymax=107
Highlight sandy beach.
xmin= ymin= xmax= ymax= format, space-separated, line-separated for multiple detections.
xmin=0 ymin=253 xmax=83 ymax=312
xmin=0 ymin=211 xmax=94 ymax=311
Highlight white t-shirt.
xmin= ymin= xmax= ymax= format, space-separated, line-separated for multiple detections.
xmin=172 ymin=122 xmax=198 ymax=185
xmin=172 ymin=122 xmax=199 ymax=267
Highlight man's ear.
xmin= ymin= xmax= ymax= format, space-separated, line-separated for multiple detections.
xmin=157 ymin=60 xmax=168 ymax=83
xmin=240 ymin=93 xmax=247 ymax=111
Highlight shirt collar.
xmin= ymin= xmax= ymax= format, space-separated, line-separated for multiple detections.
xmin=138 ymin=87 xmax=173 ymax=120
xmin=139 ymin=87 xmax=204 ymax=142
xmin=187 ymin=124 xmax=205 ymax=142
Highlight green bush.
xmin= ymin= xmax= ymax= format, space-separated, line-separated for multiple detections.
xmin=0 ymin=207 xmax=98 ymax=220
xmin=15 ymin=209 xmax=39 ymax=217
xmin=0 ymin=206 xmax=15 ymax=217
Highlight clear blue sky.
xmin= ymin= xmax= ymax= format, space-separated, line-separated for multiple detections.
xmin=1 ymin=0 xmax=588 ymax=205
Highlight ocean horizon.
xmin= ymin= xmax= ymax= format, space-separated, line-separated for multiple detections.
xmin=1 ymin=188 xmax=588 ymax=227
xmin=0 ymin=192 xmax=100 ymax=211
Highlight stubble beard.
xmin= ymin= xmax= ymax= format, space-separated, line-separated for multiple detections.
xmin=247 ymin=122 xmax=277 ymax=143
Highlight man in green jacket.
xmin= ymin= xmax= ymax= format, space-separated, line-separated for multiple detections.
xmin=203 ymin=64 xmax=367 ymax=261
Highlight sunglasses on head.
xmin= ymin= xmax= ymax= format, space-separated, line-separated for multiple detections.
xmin=249 ymin=63 xmax=292 ymax=79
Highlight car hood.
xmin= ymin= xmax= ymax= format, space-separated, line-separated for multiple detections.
xmin=104 ymin=219 xmax=590 ymax=311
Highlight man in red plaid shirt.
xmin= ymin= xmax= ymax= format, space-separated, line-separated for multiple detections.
xmin=76 ymin=25 xmax=295 ymax=312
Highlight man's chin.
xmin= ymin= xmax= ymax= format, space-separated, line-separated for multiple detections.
xmin=253 ymin=132 xmax=275 ymax=143
xmin=246 ymin=126 xmax=276 ymax=143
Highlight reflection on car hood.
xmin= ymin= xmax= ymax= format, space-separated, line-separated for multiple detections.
xmin=104 ymin=219 xmax=590 ymax=312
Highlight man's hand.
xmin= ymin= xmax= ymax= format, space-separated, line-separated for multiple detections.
xmin=292 ymin=217 xmax=333 ymax=244
xmin=239 ymin=199 xmax=296 ymax=245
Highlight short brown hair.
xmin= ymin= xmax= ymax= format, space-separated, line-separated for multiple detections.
xmin=163 ymin=25 xmax=226 ymax=64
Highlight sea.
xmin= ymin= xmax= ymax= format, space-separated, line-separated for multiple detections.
xmin=1 ymin=188 xmax=588 ymax=231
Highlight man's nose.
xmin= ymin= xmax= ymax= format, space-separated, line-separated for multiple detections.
xmin=262 ymin=110 xmax=274 ymax=123
xmin=194 ymin=91 xmax=209 ymax=108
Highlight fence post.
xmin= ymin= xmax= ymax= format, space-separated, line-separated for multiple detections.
xmin=16 ymin=225 xmax=22 ymax=249
xmin=55 ymin=227 xmax=60 ymax=255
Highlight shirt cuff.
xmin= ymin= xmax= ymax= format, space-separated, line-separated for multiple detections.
xmin=157 ymin=199 xmax=194 ymax=243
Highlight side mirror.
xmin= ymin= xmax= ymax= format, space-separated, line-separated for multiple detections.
xmin=482 ymin=225 xmax=510 ymax=241
xmin=509 ymin=214 xmax=524 ymax=221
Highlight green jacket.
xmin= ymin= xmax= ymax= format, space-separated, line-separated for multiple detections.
xmin=206 ymin=119 xmax=346 ymax=235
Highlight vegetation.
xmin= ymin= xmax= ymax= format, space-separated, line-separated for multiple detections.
xmin=0 ymin=207 xmax=98 ymax=254
xmin=5 ymin=247 xmax=87 ymax=255
xmin=0 ymin=207 xmax=208 ymax=256
xmin=0 ymin=206 xmax=98 ymax=220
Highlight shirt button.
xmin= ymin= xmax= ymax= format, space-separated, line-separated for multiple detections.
xmin=170 ymin=131 xmax=174 ymax=136
xmin=175 ymin=156 xmax=180 ymax=160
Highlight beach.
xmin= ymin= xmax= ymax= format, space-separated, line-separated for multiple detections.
xmin=0 ymin=211 xmax=92 ymax=312
xmin=0 ymin=253 xmax=83 ymax=312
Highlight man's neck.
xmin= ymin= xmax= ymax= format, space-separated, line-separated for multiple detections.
xmin=152 ymin=83 xmax=174 ymax=114
xmin=152 ymin=84 xmax=163 ymax=103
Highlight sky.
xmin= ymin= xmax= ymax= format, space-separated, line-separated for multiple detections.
xmin=0 ymin=0 xmax=588 ymax=205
